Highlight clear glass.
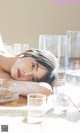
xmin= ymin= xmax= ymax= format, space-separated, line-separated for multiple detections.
xmin=52 ymin=87 xmax=70 ymax=114
xmin=57 ymin=36 xmax=68 ymax=85
xmin=39 ymin=35 xmax=59 ymax=56
xmin=65 ymin=31 xmax=80 ymax=104
xmin=39 ymin=35 xmax=68 ymax=85
xmin=66 ymin=31 xmax=80 ymax=87
xmin=27 ymin=93 xmax=46 ymax=124
xmin=0 ymin=79 xmax=19 ymax=103
xmin=4 ymin=43 xmax=29 ymax=55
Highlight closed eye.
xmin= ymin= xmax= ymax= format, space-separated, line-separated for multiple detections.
xmin=32 ymin=62 xmax=38 ymax=82
xmin=32 ymin=63 xmax=35 ymax=70
xmin=32 ymin=62 xmax=38 ymax=71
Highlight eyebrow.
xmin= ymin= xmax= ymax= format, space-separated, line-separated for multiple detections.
xmin=35 ymin=62 xmax=38 ymax=71
xmin=36 ymin=63 xmax=39 ymax=82
xmin=32 ymin=62 xmax=39 ymax=82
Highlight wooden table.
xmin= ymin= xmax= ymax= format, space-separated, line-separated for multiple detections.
xmin=0 ymin=92 xmax=80 ymax=133
xmin=0 ymin=96 xmax=27 ymax=116
xmin=0 ymin=95 xmax=27 ymax=107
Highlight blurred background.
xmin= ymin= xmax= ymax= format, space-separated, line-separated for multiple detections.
xmin=0 ymin=0 xmax=80 ymax=48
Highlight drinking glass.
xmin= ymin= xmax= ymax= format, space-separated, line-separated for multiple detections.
xmin=0 ymin=79 xmax=19 ymax=103
xmin=39 ymin=35 xmax=59 ymax=56
xmin=27 ymin=93 xmax=46 ymax=124
xmin=4 ymin=43 xmax=29 ymax=55
xmin=52 ymin=86 xmax=70 ymax=114
xmin=65 ymin=31 xmax=80 ymax=106
xmin=39 ymin=35 xmax=68 ymax=85
xmin=20 ymin=44 xmax=29 ymax=53
xmin=66 ymin=31 xmax=80 ymax=87
xmin=57 ymin=35 xmax=68 ymax=85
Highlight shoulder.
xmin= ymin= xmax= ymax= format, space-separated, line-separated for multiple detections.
xmin=0 ymin=69 xmax=11 ymax=78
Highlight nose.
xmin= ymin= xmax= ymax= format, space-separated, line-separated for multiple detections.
xmin=24 ymin=70 xmax=32 ymax=76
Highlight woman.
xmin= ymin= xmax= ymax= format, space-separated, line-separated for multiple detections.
xmin=0 ymin=48 xmax=58 ymax=97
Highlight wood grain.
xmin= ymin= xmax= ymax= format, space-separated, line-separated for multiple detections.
xmin=0 ymin=95 xmax=27 ymax=107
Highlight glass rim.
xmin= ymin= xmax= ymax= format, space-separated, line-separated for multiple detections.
xmin=39 ymin=35 xmax=60 ymax=37
xmin=27 ymin=93 xmax=46 ymax=99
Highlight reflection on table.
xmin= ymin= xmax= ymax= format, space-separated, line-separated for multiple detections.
xmin=0 ymin=85 xmax=80 ymax=133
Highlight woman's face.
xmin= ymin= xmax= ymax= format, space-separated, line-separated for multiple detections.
xmin=11 ymin=57 xmax=48 ymax=81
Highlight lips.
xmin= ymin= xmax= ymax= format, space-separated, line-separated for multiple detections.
xmin=17 ymin=69 xmax=21 ymax=78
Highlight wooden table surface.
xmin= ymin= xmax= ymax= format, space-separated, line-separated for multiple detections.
xmin=0 ymin=95 xmax=27 ymax=107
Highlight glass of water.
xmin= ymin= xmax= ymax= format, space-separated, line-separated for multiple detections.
xmin=52 ymin=86 xmax=70 ymax=114
xmin=39 ymin=35 xmax=59 ymax=56
xmin=27 ymin=93 xmax=46 ymax=124
xmin=66 ymin=31 xmax=80 ymax=87
xmin=4 ymin=43 xmax=29 ymax=55
xmin=65 ymin=31 xmax=80 ymax=104
xmin=57 ymin=35 xmax=68 ymax=85
xmin=39 ymin=35 xmax=68 ymax=85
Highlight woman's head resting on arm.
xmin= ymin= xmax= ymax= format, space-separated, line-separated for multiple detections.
xmin=11 ymin=49 xmax=58 ymax=87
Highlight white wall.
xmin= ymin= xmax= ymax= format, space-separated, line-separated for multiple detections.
xmin=0 ymin=0 xmax=80 ymax=48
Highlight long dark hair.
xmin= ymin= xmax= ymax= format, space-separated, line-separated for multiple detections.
xmin=18 ymin=49 xmax=58 ymax=87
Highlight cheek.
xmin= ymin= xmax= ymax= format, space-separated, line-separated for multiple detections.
xmin=12 ymin=59 xmax=26 ymax=69
xmin=11 ymin=58 xmax=32 ymax=73
xmin=10 ymin=60 xmax=26 ymax=79
xmin=37 ymin=68 xmax=48 ymax=79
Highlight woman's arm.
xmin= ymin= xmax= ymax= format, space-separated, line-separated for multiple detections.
xmin=4 ymin=80 xmax=52 ymax=97
xmin=18 ymin=81 xmax=52 ymax=97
